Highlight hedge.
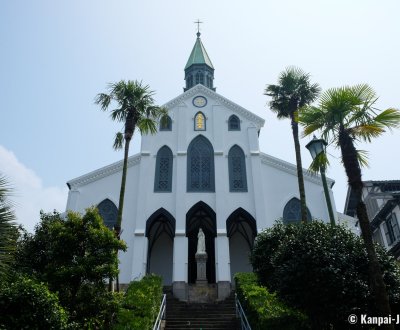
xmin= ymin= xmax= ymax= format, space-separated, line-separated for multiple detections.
xmin=113 ymin=274 xmax=163 ymax=330
xmin=234 ymin=272 xmax=310 ymax=330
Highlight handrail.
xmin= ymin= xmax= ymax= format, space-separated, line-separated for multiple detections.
xmin=152 ymin=294 xmax=166 ymax=330
xmin=235 ymin=293 xmax=252 ymax=330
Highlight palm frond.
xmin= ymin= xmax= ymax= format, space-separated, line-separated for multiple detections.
xmin=113 ymin=132 xmax=124 ymax=150
xmin=94 ymin=93 xmax=111 ymax=111
xmin=137 ymin=118 xmax=158 ymax=135
xmin=374 ymin=108 xmax=400 ymax=130
xmin=307 ymin=152 xmax=330 ymax=174
xmin=355 ymin=149 xmax=369 ymax=168
xmin=0 ymin=175 xmax=17 ymax=280
xmin=350 ymin=124 xmax=385 ymax=142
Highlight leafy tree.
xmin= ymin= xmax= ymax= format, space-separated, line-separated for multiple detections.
xmin=300 ymin=84 xmax=400 ymax=326
xmin=251 ymin=221 xmax=400 ymax=329
xmin=0 ymin=274 xmax=69 ymax=329
xmin=265 ymin=67 xmax=320 ymax=222
xmin=15 ymin=208 xmax=126 ymax=328
xmin=95 ymin=80 xmax=166 ymax=291
xmin=0 ymin=174 xmax=18 ymax=280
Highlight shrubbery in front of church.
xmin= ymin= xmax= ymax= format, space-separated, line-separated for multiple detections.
xmin=113 ymin=274 xmax=163 ymax=330
xmin=250 ymin=221 xmax=400 ymax=329
xmin=0 ymin=274 xmax=70 ymax=329
xmin=13 ymin=208 xmax=127 ymax=329
xmin=234 ymin=272 xmax=310 ymax=330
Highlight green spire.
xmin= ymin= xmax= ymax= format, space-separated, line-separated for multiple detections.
xmin=184 ymin=32 xmax=214 ymax=70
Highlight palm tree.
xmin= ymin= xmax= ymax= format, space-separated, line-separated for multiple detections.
xmin=300 ymin=84 xmax=400 ymax=327
xmin=95 ymin=80 xmax=166 ymax=291
xmin=0 ymin=174 xmax=17 ymax=280
xmin=265 ymin=67 xmax=321 ymax=223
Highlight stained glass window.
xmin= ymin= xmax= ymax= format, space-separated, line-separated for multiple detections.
xmin=154 ymin=146 xmax=173 ymax=192
xmin=194 ymin=112 xmax=206 ymax=131
xmin=228 ymin=115 xmax=240 ymax=131
xmin=228 ymin=145 xmax=247 ymax=192
xmin=187 ymin=136 xmax=215 ymax=192
xmin=97 ymin=199 xmax=118 ymax=229
xmin=283 ymin=198 xmax=312 ymax=224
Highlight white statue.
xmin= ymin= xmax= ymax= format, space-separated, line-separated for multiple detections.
xmin=197 ymin=228 xmax=206 ymax=254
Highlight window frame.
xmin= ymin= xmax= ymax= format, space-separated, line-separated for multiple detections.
xmin=228 ymin=145 xmax=248 ymax=192
xmin=194 ymin=111 xmax=206 ymax=131
xmin=228 ymin=115 xmax=241 ymax=131
xmin=154 ymin=146 xmax=173 ymax=193
xmin=187 ymin=135 xmax=215 ymax=192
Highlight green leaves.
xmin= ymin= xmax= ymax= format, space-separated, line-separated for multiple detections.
xmin=95 ymin=80 xmax=166 ymax=145
xmin=235 ymin=272 xmax=309 ymax=330
xmin=114 ymin=275 xmax=163 ymax=330
xmin=14 ymin=208 xmax=126 ymax=327
xmin=265 ymin=66 xmax=321 ymax=119
xmin=250 ymin=221 xmax=400 ymax=328
xmin=0 ymin=174 xmax=17 ymax=281
xmin=0 ymin=275 xmax=69 ymax=329
xmin=300 ymin=84 xmax=400 ymax=170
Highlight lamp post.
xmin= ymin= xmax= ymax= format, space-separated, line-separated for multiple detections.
xmin=305 ymin=136 xmax=336 ymax=225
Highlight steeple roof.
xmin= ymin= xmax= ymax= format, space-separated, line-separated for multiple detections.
xmin=184 ymin=33 xmax=214 ymax=70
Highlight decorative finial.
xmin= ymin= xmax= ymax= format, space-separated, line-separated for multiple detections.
xmin=194 ymin=19 xmax=203 ymax=37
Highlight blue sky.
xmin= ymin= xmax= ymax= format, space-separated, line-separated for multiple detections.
xmin=1 ymin=0 xmax=399 ymax=231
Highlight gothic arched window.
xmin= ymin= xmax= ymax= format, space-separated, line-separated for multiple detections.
xmin=228 ymin=115 xmax=240 ymax=131
xmin=228 ymin=145 xmax=247 ymax=192
xmin=283 ymin=198 xmax=312 ymax=224
xmin=154 ymin=146 xmax=173 ymax=192
xmin=194 ymin=112 xmax=206 ymax=131
xmin=97 ymin=199 xmax=118 ymax=229
xmin=160 ymin=115 xmax=172 ymax=131
xmin=187 ymin=135 xmax=215 ymax=192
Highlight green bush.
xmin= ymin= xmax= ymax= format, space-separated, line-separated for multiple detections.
xmin=250 ymin=221 xmax=400 ymax=329
xmin=0 ymin=275 xmax=69 ymax=329
xmin=114 ymin=274 xmax=163 ymax=330
xmin=14 ymin=209 xmax=126 ymax=328
xmin=235 ymin=273 xmax=309 ymax=330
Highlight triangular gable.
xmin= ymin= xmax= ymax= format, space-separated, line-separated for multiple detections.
xmin=163 ymin=84 xmax=265 ymax=130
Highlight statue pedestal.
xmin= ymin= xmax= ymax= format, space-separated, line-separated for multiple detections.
xmin=195 ymin=252 xmax=208 ymax=285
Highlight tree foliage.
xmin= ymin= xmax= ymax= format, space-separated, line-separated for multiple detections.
xmin=0 ymin=274 xmax=69 ymax=329
xmin=299 ymin=84 xmax=400 ymax=325
xmin=0 ymin=174 xmax=18 ymax=280
xmin=265 ymin=67 xmax=321 ymax=223
xmin=251 ymin=221 xmax=400 ymax=329
xmin=235 ymin=272 xmax=309 ymax=330
xmin=113 ymin=274 xmax=163 ymax=330
xmin=14 ymin=208 xmax=126 ymax=328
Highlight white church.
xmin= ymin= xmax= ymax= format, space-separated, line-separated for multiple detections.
xmin=65 ymin=32 xmax=338 ymax=301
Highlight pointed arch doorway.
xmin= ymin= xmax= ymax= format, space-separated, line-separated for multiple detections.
xmin=186 ymin=201 xmax=216 ymax=284
xmin=226 ymin=208 xmax=257 ymax=283
xmin=145 ymin=208 xmax=175 ymax=285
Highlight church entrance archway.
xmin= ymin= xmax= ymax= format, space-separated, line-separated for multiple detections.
xmin=226 ymin=208 xmax=257 ymax=283
xmin=146 ymin=208 xmax=175 ymax=285
xmin=186 ymin=201 xmax=216 ymax=284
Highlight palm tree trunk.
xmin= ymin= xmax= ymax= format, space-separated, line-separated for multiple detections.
xmin=114 ymin=113 xmax=135 ymax=292
xmin=339 ymin=127 xmax=393 ymax=328
xmin=290 ymin=113 xmax=308 ymax=223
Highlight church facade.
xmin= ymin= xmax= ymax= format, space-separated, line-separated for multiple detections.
xmin=65 ymin=33 xmax=337 ymax=300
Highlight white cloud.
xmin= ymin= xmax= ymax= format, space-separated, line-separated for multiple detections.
xmin=0 ymin=145 xmax=68 ymax=232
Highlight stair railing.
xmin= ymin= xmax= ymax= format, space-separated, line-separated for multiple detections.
xmin=235 ymin=293 xmax=252 ymax=330
xmin=152 ymin=293 xmax=166 ymax=330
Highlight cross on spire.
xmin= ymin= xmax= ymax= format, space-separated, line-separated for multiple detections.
xmin=194 ymin=19 xmax=203 ymax=37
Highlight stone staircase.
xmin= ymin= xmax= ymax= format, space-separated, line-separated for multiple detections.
xmin=164 ymin=291 xmax=240 ymax=330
